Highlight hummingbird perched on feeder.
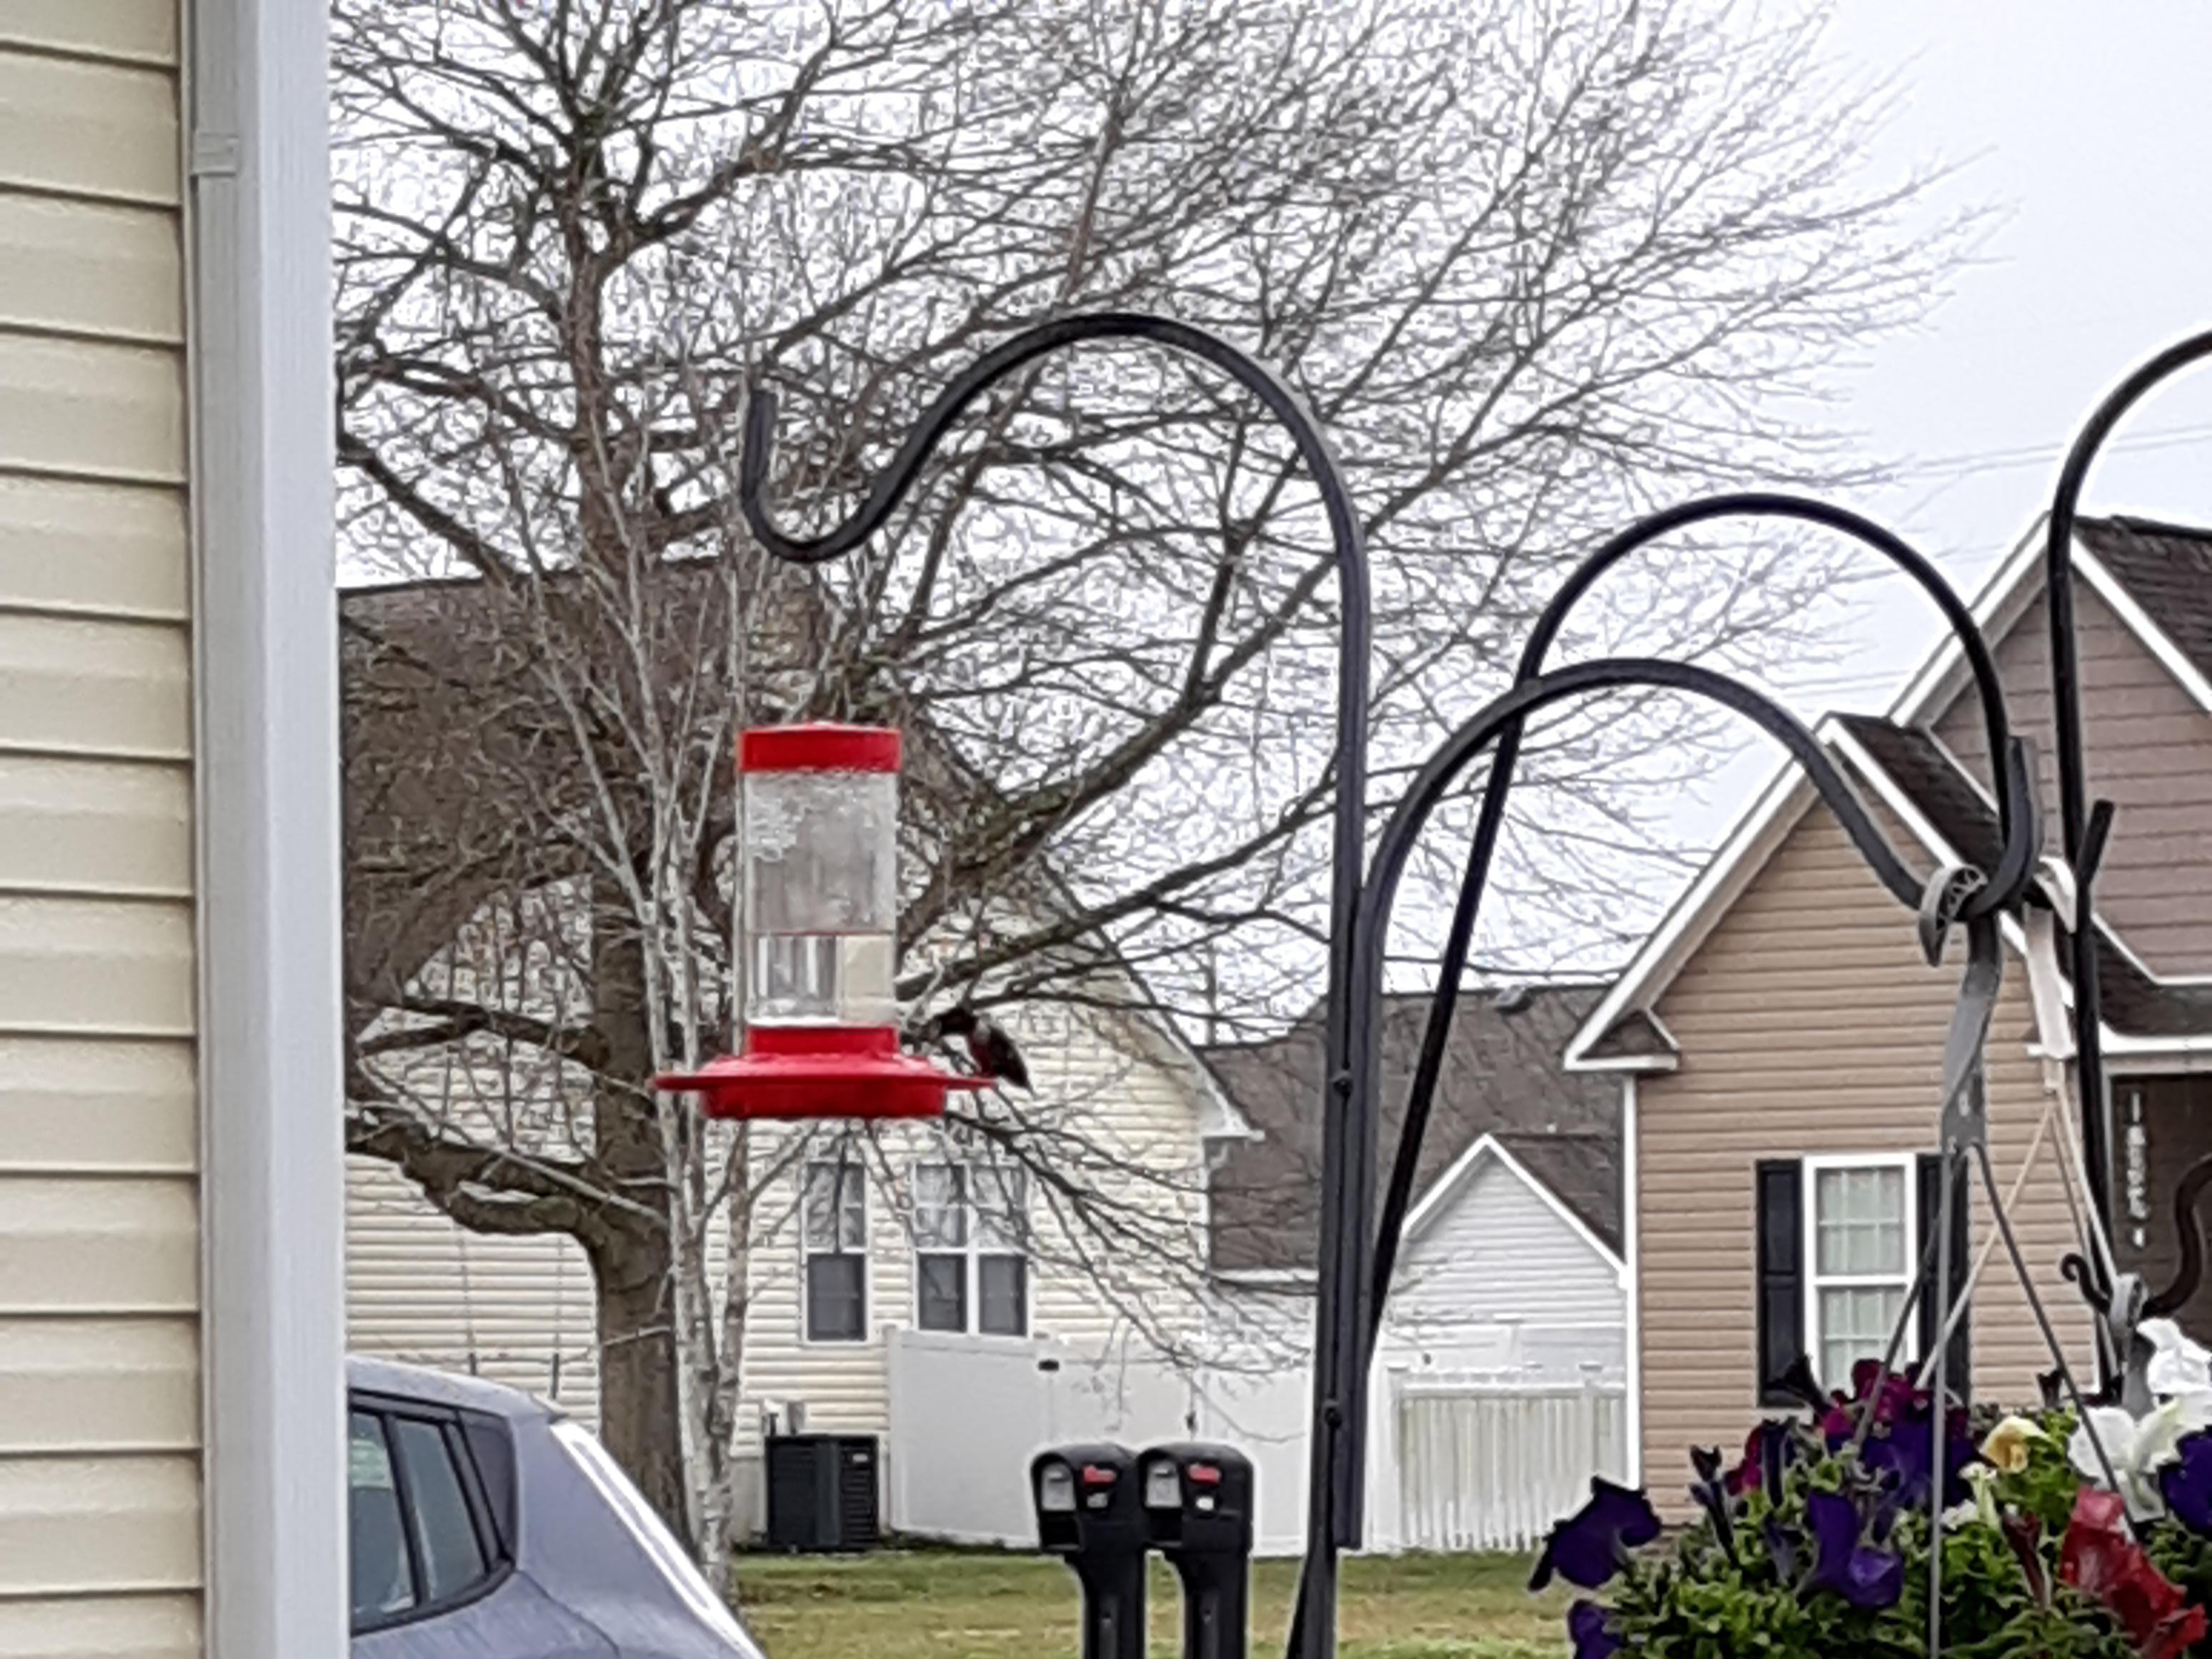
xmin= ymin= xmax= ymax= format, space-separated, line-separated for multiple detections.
xmin=913 ymin=1005 xmax=1032 ymax=1093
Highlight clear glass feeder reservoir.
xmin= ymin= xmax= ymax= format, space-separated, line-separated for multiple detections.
xmin=653 ymin=723 xmax=985 ymax=1121
xmin=744 ymin=728 xmax=899 ymax=1027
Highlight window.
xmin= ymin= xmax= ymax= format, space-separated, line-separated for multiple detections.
xmin=349 ymin=1411 xmax=414 ymax=1626
xmin=804 ymin=1160 xmax=868 ymax=1342
xmin=1805 ymin=1157 xmax=1917 ymax=1390
xmin=914 ymin=1161 xmax=1029 ymax=1337
xmin=392 ymin=1418 xmax=487 ymax=1602
xmin=348 ymin=1400 xmax=508 ymax=1635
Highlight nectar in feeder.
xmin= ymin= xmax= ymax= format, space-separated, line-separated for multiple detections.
xmin=655 ymin=723 xmax=985 ymax=1120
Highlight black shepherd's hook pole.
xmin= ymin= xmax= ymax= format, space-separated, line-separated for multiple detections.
xmin=737 ymin=312 xmax=1381 ymax=1659
xmin=2047 ymin=329 xmax=2212 ymax=1275
xmin=1365 ymin=497 xmax=2031 ymax=1330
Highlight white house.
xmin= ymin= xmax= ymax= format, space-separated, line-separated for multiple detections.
xmin=1202 ymin=983 xmax=1630 ymax=1388
xmin=344 ymin=950 xmax=1255 ymax=1530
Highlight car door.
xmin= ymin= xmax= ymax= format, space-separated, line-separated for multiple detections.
xmin=349 ymin=1395 xmax=612 ymax=1659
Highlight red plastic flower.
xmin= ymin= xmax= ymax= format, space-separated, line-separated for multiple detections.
xmin=2061 ymin=1488 xmax=2208 ymax=1659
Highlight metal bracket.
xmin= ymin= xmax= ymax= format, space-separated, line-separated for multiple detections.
xmin=1938 ymin=913 xmax=2001 ymax=1155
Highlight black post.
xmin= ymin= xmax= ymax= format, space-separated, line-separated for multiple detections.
xmin=736 ymin=314 xmax=1377 ymax=1659
xmin=1142 ymin=1445 xmax=1255 ymax=1659
xmin=1032 ymin=1445 xmax=1150 ymax=1659
xmin=2046 ymin=328 xmax=2212 ymax=1260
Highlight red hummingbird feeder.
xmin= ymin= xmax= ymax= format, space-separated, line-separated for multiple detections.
xmin=654 ymin=723 xmax=985 ymax=1120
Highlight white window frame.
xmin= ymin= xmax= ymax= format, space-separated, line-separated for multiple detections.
xmin=1802 ymin=1152 xmax=1919 ymax=1390
xmin=800 ymin=1160 xmax=870 ymax=1345
xmin=912 ymin=1160 xmax=1031 ymax=1338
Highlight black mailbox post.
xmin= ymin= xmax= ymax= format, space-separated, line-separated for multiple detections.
xmin=1032 ymin=1443 xmax=1148 ymax=1659
xmin=1142 ymin=1443 xmax=1255 ymax=1659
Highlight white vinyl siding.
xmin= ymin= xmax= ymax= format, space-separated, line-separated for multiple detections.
xmin=1388 ymin=1155 xmax=1626 ymax=1380
xmin=345 ymin=1156 xmax=602 ymax=1428
xmin=0 ymin=8 xmax=199 ymax=1645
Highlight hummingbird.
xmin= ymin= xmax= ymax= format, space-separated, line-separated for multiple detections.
xmin=916 ymin=1005 xmax=1032 ymax=1093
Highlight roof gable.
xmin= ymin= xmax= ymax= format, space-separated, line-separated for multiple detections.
xmin=1400 ymin=1131 xmax=1625 ymax=1267
xmin=1204 ymin=984 xmax=1621 ymax=1271
xmin=1568 ymin=516 xmax=2212 ymax=1066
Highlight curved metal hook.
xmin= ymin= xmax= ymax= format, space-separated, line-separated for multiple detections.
xmin=739 ymin=311 xmax=1360 ymax=569
xmin=2047 ymin=329 xmax=2212 ymax=1262
xmin=2141 ymin=1150 xmax=2212 ymax=1320
xmin=747 ymin=314 xmax=1397 ymax=1615
xmin=1365 ymin=494 xmax=2038 ymax=1340
xmin=1521 ymin=493 xmax=2016 ymax=834
xmin=1349 ymin=654 xmax=1936 ymax=1056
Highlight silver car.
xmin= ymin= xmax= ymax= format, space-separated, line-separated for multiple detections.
xmin=349 ymin=1356 xmax=769 ymax=1658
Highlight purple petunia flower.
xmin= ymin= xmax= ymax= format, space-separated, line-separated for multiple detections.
xmin=1530 ymin=1479 xmax=1663 ymax=1592
xmin=1689 ymin=1445 xmax=1738 ymax=1558
xmin=1863 ymin=1395 xmax=1977 ymax=1511
xmin=1805 ymin=1489 xmax=1905 ymax=1610
xmin=2162 ymin=1430 xmax=2212 ymax=1537
xmin=1568 ymin=1600 xmax=1623 ymax=1659
xmin=1763 ymin=1514 xmax=1800 ymax=1582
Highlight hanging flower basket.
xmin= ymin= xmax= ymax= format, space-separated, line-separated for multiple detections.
xmin=1534 ymin=1328 xmax=2212 ymax=1658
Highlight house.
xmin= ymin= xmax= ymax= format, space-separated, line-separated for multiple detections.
xmin=345 ymin=985 xmax=1249 ymax=1530
xmin=1573 ymin=516 xmax=2212 ymax=1501
xmin=1205 ymin=983 xmax=1629 ymax=1383
xmin=0 ymin=5 xmax=345 ymax=1655
xmin=334 ymin=569 xmax=1257 ymax=1528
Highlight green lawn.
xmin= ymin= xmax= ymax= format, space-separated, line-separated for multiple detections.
xmin=733 ymin=1550 xmax=1568 ymax=1659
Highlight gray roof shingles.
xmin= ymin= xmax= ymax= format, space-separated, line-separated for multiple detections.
xmin=1202 ymin=985 xmax=1622 ymax=1273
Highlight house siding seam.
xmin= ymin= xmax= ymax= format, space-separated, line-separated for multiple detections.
xmin=1637 ymin=807 xmax=2091 ymax=1511
xmin=1936 ymin=585 xmax=2212 ymax=978
xmin=0 ymin=13 xmax=203 ymax=1653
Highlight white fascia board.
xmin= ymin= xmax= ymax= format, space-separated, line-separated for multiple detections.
xmin=188 ymin=0 xmax=349 ymax=1650
xmin=2076 ymin=547 xmax=2212 ymax=719
xmin=1400 ymin=1132 xmax=1627 ymax=1277
xmin=1569 ymin=521 xmax=2055 ymax=1072
xmin=1564 ymin=753 xmax=1818 ymax=1067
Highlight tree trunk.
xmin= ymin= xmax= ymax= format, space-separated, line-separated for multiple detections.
xmin=592 ymin=881 xmax=689 ymax=1538
xmin=588 ymin=1213 xmax=687 ymax=1533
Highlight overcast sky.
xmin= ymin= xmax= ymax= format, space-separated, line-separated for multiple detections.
xmin=1674 ymin=0 xmax=2212 ymax=835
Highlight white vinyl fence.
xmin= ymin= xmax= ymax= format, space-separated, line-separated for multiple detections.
xmin=1393 ymin=1372 xmax=1628 ymax=1553
xmin=885 ymin=1329 xmax=1620 ymax=1557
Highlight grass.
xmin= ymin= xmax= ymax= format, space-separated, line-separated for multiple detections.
xmin=733 ymin=1548 xmax=1568 ymax=1659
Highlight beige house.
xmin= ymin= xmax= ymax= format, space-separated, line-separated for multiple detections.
xmin=0 ymin=1 xmax=343 ymax=1655
xmin=1569 ymin=517 xmax=2212 ymax=1498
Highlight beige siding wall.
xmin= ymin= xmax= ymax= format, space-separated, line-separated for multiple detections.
xmin=0 ymin=8 xmax=200 ymax=1652
xmin=734 ymin=999 xmax=1212 ymax=1465
xmin=1638 ymin=805 xmax=2091 ymax=1508
xmin=346 ymin=1157 xmax=604 ymax=1426
xmin=1937 ymin=587 xmax=2212 ymax=977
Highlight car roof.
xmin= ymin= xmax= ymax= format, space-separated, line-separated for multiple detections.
xmin=346 ymin=1354 xmax=560 ymax=1423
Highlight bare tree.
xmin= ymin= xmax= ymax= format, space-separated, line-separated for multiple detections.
xmin=334 ymin=0 xmax=1966 ymax=1568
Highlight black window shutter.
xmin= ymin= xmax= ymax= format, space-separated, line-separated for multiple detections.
xmin=1917 ymin=1152 xmax=1973 ymax=1399
xmin=1755 ymin=1159 xmax=1805 ymax=1406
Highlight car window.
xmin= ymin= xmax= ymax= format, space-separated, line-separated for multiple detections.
xmin=552 ymin=1420 xmax=769 ymax=1659
xmin=392 ymin=1417 xmax=489 ymax=1603
xmin=350 ymin=1411 xmax=417 ymax=1627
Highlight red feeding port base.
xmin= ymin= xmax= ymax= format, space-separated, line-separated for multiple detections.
xmin=654 ymin=1025 xmax=987 ymax=1121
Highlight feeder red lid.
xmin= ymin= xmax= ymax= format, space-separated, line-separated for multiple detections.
xmin=740 ymin=724 xmax=900 ymax=774
xmin=654 ymin=1025 xmax=985 ymax=1122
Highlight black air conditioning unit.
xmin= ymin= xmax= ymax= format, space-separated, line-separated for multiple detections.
xmin=764 ymin=1433 xmax=881 ymax=1553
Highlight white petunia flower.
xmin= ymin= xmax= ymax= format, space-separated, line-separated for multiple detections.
xmin=2071 ymin=1394 xmax=2212 ymax=1520
xmin=2142 ymin=1318 xmax=2212 ymax=1400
